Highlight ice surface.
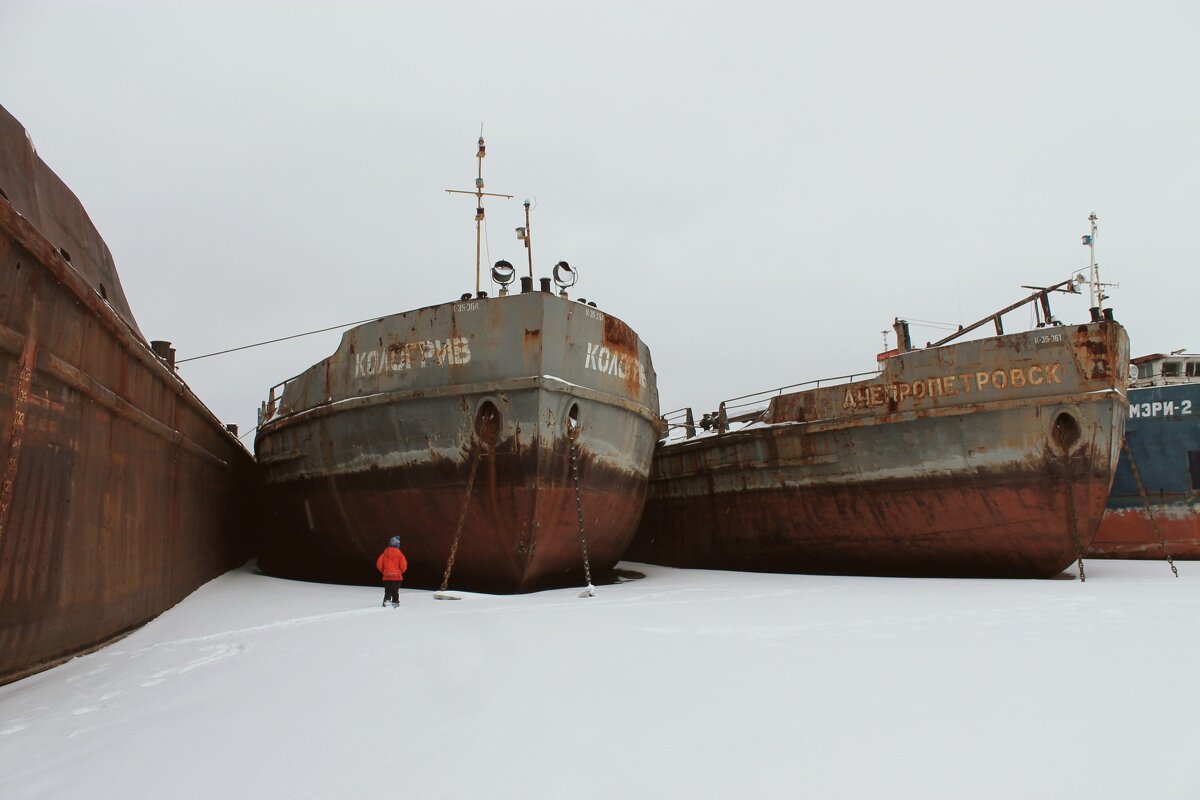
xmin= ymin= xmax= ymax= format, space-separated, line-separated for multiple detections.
xmin=0 ymin=560 xmax=1197 ymax=799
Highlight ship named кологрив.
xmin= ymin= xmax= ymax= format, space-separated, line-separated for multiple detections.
xmin=254 ymin=138 xmax=660 ymax=593
xmin=628 ymin=272 xmax=1129 ymax=579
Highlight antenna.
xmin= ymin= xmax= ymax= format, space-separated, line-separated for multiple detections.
xmin=446 ymin=133 xmax=514 ymax=294
xmin=516 ymin=199 xmax=534 ymax=279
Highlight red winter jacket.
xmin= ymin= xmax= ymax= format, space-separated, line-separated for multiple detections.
xmin=376 ymin=546 xmax=408 ymax=581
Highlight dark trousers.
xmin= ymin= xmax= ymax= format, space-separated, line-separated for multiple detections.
xmin=383 ymin=580 xmax=402 ymax=604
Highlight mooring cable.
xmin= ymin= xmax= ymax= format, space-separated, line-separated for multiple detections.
xmin=175 ymin=316 xmax=382 ymax=364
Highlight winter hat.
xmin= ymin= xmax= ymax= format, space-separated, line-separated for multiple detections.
xmin=388 ymin=535 xmax=402 ymax=548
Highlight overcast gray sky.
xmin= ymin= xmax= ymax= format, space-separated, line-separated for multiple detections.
xmin=2 ymin=0 xmax=1197 ymax=439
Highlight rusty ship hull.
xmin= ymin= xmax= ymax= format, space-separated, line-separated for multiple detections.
xmin=0 ymin=106 xmax=253 ymax=685
xmin=1089 ymin=381 xmax=1200 ymax=559
xmin=255 ymin=289 xmax=660 ymax=592
xmin=628 ymin=320 xmax=1129 ymax=579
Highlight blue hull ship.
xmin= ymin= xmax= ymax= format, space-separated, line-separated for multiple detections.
xmin=1090 ymin=352 xmax=1200 ymax=559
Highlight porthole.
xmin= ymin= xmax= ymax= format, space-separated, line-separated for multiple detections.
xmin=475 ymin=400 xmax=501 ymax=445
xmin=1051 ymin=412 xmax=1081 ymax=451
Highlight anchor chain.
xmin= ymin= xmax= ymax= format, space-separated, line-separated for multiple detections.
xmin=568 ymin=423 xmax=594 ymax=590
xmin=1063 ymin=452 xmax=1086 ymax=582
xmin=1123 ymin=438 xmax=1179 ymax=578
xmin=437 ymin=445 xmax=484 ymax=593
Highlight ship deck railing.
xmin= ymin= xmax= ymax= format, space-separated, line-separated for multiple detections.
xmin=258 ymin=379 xmax=291 ymax=428
xmin=662 ymin=368 xmax=882 ymax=443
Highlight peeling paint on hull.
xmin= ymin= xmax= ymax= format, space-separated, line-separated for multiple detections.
xmin=629 ymin=321 xmax=1129 ymax=579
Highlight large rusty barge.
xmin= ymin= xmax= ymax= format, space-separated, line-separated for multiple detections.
xmin=1088 ymin=351 xmax=1200 ymax=560
xmin=0 ymin=105 xmax=253 ymax=684
xmin=254 ymin=139 xmax=660 ymax=592
xmin=628 ymin=280 xmax=1129 ymax=579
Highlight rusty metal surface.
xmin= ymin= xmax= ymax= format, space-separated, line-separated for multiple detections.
xmin=1090 ymin=511 xmax=1199 ymax=560
xmin=628 ymin=321 xmax=1129 ymax=578
xmin=0 ymin=106 xmax=254 ymax=685
xmin=0 ymin=106 xmax=141 ymax=339
xmin=255 ymin=290 xmax=660 ymax=592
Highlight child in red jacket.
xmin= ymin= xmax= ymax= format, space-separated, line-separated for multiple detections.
xmin=376 ymin=535 xmax=408 ymax=607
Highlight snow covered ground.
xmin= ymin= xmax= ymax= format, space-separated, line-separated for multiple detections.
xmin=1 ymin=559 xmax=1197 ymax=799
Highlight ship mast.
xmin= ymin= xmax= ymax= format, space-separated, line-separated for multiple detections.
xmin=446 ymin=134 xmax=513 ymax=294
xmin=1083 ymin=212 xmax=1101 ymax=312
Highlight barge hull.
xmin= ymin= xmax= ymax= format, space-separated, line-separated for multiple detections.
xmin=0 ymin=107 xmax=253 ymax=685
xmin=261 ymin=470 xmax=646 ymax=591
xmin=630 ymin=321 xmax=1128 ymax=579
xmin=636 ymin=462 xmax=1113 ymax=579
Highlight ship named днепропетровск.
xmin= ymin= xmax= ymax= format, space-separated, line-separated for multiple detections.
xmin=1088 ymin=351 xmax=1200 ymax=561
xmin=628 ymin=269 xmax=1129 ymax=580
xmin=254 ymin=138 xmax=661 ymax=593
xmin=0 ymin=105 xmax=254 ymax=685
